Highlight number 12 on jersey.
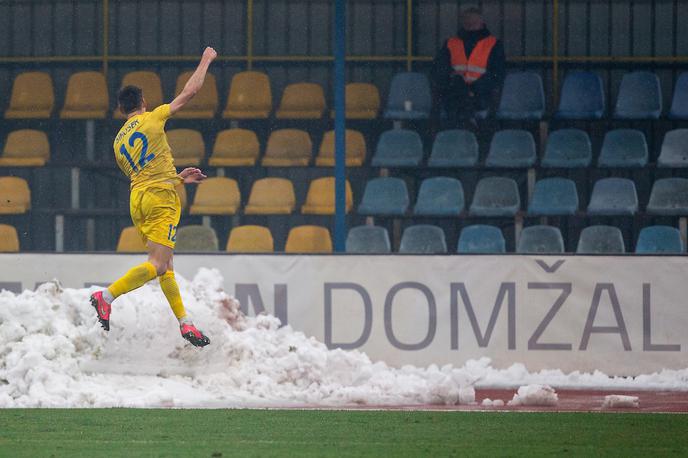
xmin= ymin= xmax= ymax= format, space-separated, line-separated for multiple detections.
xmin=120 ymin=132 xmax=155 ymax=173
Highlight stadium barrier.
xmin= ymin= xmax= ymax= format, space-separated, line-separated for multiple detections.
xmin=1 ymin=253 xmax=686 ymax=376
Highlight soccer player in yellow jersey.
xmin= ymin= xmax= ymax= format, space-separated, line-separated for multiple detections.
xmin=89 ymin=47 xmax=218 ymax=347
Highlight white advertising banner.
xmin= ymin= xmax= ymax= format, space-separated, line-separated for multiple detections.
xmin=0 ymin=253 xmax=686 ymax=375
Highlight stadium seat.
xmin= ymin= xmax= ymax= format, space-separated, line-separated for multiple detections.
xmin=657 ymin=129 xmax=688 ymax=168
xmin=262 ymin=129 xmax=312 ymax=167
xmin=428 ymin=129 xmax=479 ymax=167
xmin=0 ymin=130 xmax=50 ymax=167
xmin=209 ymin=129 xmax=260 ymax=167
xmin=285 ymin=225 xmax=332 ymax=253
xmin=173 ymin=71 xmax=218 ymax=118
xmin=554 ymin=71 xmax=605 ymax=120
xmin=577 ymin=225 xmax=625 ymax=254
xmin=175 ymin=225 xmax=219 ymax=252
xmin=647 ymin=178 xmax=688 ymax=215
xmin=469 ymin=177 xmax=520 ymax=217
xmin=399 ymin=225 xmax=447 ymax=254
xmin=244 ymin=178 xmax=296 ymax=215
xmin=496 ymin=72 xmax=545 ymax=120
xmin=528 ymin=178 xmax=579 ymax=216
xmin=167 ymin=129 xmax=205 ymax=166
xmin=5 ymin=72 xmax=54 ymax=119
xmin=276 ymin=82 xmax=326 ymax=119
xmin=330 ymin=83 xmax=379 ymax=119
xmin=383 ymin=72 xmax=432 ymax=119
xmin=541 ymin=129 xmax=592 ymax=168
xmin=175 ymin=183 xmax=187 ymax=211
xmin=301 ymin=177 xmax=353 ymax=215
xmin=358 ymin=177 xmax=409 ymax=216
xmin=0 ymin=176 xmax=30 ymax=214
xmin=413 ymin=177 xmax=464 ymax=216
xmin=114 ymin=71 xmax=163 ymax=119
xmin=485 ymin=130 xmax=537 ymax=168
xmin=371 ymin=129 xmax=424 ymax=167
xmin=0 ymin=224 xmax=19 ymax=252
xmin=60 ymin=71 xmax=109 ymax=119
xmin=345 ymin=225 xmax=391 ymax=253
xmin=669 ymin=72 xmax=688 ymax=120
xmin=598 ymin=129 xmax=648 ymax=168
xmin=226 ymin=225 xmax=274 ymax=253
xmin=223 ymin=71 xmax=272 ymax=119
xmin=116 ymin=226 xmax=146 ymax=253
xmin=189 ymin=177 xmax=240 ymax=215
xmin=587 ymin=178 xmax=638 ymax=216
xmin=635 ymin=226 xmax=684 ymax=254
xmin=614 ymin=71 xmax=662 ymax=120
xmin=517 ymin=225 xmax=565 ymax=253
xmin=457 ymin=225 xmax=505 ymax=253
xmin=316 ymin=129 xmax=366 ymax=167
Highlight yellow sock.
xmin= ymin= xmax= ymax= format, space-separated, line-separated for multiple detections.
xmin=158 ymin=271 xmax=187 ymax=320
xmin=107 ymin=261 xmax=157 ymax=299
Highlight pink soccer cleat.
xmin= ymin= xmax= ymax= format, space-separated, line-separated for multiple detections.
xmin=90 ymin=291 xmax=112 ymax=331
xmin=180 ymin=323 xmax=210 ymax=347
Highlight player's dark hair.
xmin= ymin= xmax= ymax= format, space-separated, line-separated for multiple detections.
xmin=118 ymin=85 xmax=143 ymax=115
xmin=461 ymin=6 xmax=483 ymax=17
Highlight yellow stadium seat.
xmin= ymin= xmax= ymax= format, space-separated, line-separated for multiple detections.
xmin=116 ymin=226 xmax=147 ymax=252
xmin=244 ymin=178 xmax=295 ymax=215
xmin=174 ymin=71 xmax=218 ymax=119
xmin=176 ymin=183 xmax=187 ymax=210
xmin=226 ymin=225 xmax=274 ymax=253
xmin=315 ymin=129 xmax=366 ymax=167
xmin=0 ymin=224 xmax=20 ymax=252
xmin=223 ymin=71 xmax=272 ymax=119
xmin=0 ymin=177 xmax=30 ymax=214
xmin=0 ymin=130 xmax=50 ymax=167
xmin=330 ymin=83 xmax=380 ymax=119
xmin=276 ymin=83 xmax=326 ymax=119
xmin=262 ymin=129 xmax=312 ymax=167
xmin=167 ymin=129 xmax=205 ymax=166
xmin=285 ymin=225 xmax=332 ymax=253
xmin=176 ymin=225 xmax=219 ymax=252
xmin=114 ymin=71 xmax=164 ymax=119
xmin=209 ymin=129 xmax=260 ymax=167
xmin=189 ymin=177 xmax=240 ymax=215
xmin=60 ymin=71 xmax=109 ymax=119
xmin=5 ymin=72 xmax=54 ymax=119
xmin=301 ymin=177 xmax=353 ymax=215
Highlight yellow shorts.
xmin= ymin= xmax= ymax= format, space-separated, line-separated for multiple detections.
xmin=130 ymin=185 xmax=181 ymax=249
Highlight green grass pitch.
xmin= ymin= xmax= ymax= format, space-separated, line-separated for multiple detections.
xmin=0 ymin=409 xmax=686 ymax=457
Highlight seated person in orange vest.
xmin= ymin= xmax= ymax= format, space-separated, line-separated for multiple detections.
xmin=431 ymin=8 xmax=505 ymax=127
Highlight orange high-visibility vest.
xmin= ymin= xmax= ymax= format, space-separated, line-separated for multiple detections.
xmin=447 ymin=36 xmax=497 ymax=84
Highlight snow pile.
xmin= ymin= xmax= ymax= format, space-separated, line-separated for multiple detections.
xmin=507 ymin=385 xmax=559 ymax=406
xmin=602 ymin=395 xmax=639 ymax=409
xmin=481 ymin=398 xmax=505 ymax=407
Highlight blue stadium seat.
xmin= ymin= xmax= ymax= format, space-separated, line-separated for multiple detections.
xmin=647 ymin=178 xmax=688 ymax=216
xmin=528 ymin=178 xmax=579 ymax=216
xmin=541 ymin=129 xmax=592 ymax=168
xmin=598 ymin=129 xmax=648 ymax=168
xmin=635 ymin=226 xmax=684 ymax=254
xmin=587 ymin=178 xmax=638 ymax=216
xmin=358 ymin=177 xmax=409 ymax=216
xmin=457 ymin=225 xmax=506 ymax=253
xmin=554 ymin=71 xmax=605 ymax=120
xmin=485 ymin=130 xmax=536 ymax=168
xmin=577 ymin=225 xmax=625 ymax=254
xmin=428 ymin=130 xmax=479 ymax=167
xmin=413 ymin=177 xmax=464 ymax=216
xmin=496 ymin=72 xmax=545 ymax=120
xmin=371 ymin=129 xmax=423 ymax=167
xmin=383 ymin=72 xmax=432 ymax=119
xmin=469 ymin=177 xmax=520 ymax=217
xmin=614 ymin=71 xmax=662 ymax=120
xmin=657 ymin=129 xmax=688 ymax=168
xmin=669 ymin=72 xmax=688 ymax=120
xmin=517 ymin=226 xmax=565 ymax=253
xmin=346 ymin=225 xmax=391 ymax=253
xmin=399 ymin=225 xmax=447 ymax=254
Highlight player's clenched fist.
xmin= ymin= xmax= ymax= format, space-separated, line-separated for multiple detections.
xmin=203 ymin=47 xmax=218 ymax=61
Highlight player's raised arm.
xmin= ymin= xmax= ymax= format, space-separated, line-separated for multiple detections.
xmin=169 ymin=47 xmax=218 ymax=115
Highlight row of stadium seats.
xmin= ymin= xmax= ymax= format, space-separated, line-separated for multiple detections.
xmin=2 ymin=126 xmax=687 ymax=169
xmin=4 ymin=69 xmax=688 ymax=121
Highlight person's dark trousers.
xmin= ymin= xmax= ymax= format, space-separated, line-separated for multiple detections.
xmin=438 ymin=77 xmax=491 ymax=129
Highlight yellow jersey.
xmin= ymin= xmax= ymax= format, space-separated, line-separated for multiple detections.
xmin=113 ymin=104 xmax=181 ymax=191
